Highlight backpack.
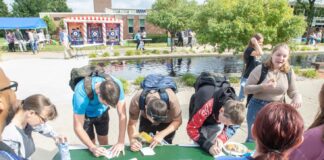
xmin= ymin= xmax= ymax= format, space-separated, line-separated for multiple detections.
xmin=69 ymin=65 xmax=115 ymax=100
xmin=189 ymin=72 xmax=237 ymax=121
xmin=246 ymin=64 xmax=292 ymax=107
xmin=139 ymin=74 xmax=177 ymax=110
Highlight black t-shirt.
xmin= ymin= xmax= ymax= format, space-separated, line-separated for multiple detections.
xmin=243 ymin=47 xmax=260 ymax=78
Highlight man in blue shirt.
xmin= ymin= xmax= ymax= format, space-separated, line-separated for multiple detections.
xmin=72 ymin=76 xmax=126 ymax=158
xmin=0 ymin=68 xmax=24 ymax=160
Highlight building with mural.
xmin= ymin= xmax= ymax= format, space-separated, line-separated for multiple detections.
xmin=39 ymin=0 xmax=165 ymax=45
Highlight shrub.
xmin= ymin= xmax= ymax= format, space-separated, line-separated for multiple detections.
xmin=102 ymin=52 xmax=110 ymax=57
xmin=302 ymin=69 xmax=318 ymax=78
xmin=229 ymin=77 xmax=240 ymax=84
xmin=133 ymin=76 xmax=145 ymax=86
xmin=162 ymin=50 xmax=170 ymax=54
xmin=119 ymin=78 xmax=130 ymax=93
xmin=125 ymin=50 xmax=134 ymax=56
xmin=147 ymin=34 xmax=168 ymax=43
xmin=135 ymin=50 xmax=141 ymax=55
xmin=293 ymin=66 xmax=301 ymax=75
xmin=181 ymin=73 xmax=196 ymax=87
xmin=143 ymin=50 xmax=151 ymax=55
xmin=88 ymin=53 xmax=97 ymax=58
xmin=151 ymin=49 xmax=160 ymax=54
xmin=114 ymin=51 xmax=120 ymax=56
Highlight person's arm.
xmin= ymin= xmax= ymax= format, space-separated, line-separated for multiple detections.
xmin=244 ymin=65 xmax=265 ymax=95
xmin=287 ymin=70 xmax=302 ymax=108
xmin=186 ymin=99 xmax=213 ymax=152
xmin=250 ymin=37 xmax=263 ymax=56
xmin=128 ymin=92 xmax=142 ymax=152
xmin=33 ymin=123 xmax=67 ymax=144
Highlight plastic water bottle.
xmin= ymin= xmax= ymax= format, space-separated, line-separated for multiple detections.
xmin=58 ymin=142 xmax=71 ymax=160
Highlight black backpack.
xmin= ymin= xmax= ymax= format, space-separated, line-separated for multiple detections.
xmin=69 ymin=65 xmax=117 ymax=100
xmin=139 ymin=74 xmax=177 ymax=110
xmin=246 ymin=64 xmax=292 ymax=107
xmin=189 ymin=72 xmax=237 ymax=121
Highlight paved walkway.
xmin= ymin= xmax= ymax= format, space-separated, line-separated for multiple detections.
xmin=0 ymin=51 xmax=323 ymax=159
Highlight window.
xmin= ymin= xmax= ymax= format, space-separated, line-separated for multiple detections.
xmin=128 ymin=19 xmax=134 ymax=33
xmin=140 ymin=19 xmax=145 ymax=31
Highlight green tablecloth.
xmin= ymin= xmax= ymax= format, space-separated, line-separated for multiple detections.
xmin=52 ymin=143 xmax=256 ymax=160
xmin=53 ymin=145 xmax=213 ymax=160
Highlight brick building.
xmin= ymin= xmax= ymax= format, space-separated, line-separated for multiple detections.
xmin=39 ymin=0 xmax=165 ymax=41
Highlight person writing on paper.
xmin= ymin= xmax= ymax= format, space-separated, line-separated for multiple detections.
xmin=217 ymin=102 xmax=304 ymax=160
xmin=187 ymin=72 xmax=246 ymax=156
xmin=2 ymin=94 xmax=66 ymax=159
xmin=127 ymin=76 xmax=182 ymax=151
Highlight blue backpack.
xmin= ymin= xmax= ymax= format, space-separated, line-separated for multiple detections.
xmin=139 ymin=74 xmax=177 ymax=110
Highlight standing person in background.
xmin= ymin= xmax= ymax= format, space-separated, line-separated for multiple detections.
xmin=27 ymin=30 xmax=36 ymax=54
xmin=238 ymin=33 xmax=264 ymax=101
xmin=134 ymin=30 xmax=142 ymax=50
xmin=62 ymin=28 xmax=73 ymax=59
xmin=59 ymin=28 xmax=64 ymax=45
xmin=244 ymin=43 xmax=302 ymax=142
xmin=290 ymin=83 xmax=324 ymax=160
xmin=14 ymin=28 xmax=27 ymax=52
xmin=6 ymin=31 xmax=16 ymax=52
xmin=32 ymin=30 xmax=39 ymax=54
xmin=217 ymin=102 xmax=304 ymax=160
xmin=187 ymin=30 xmax=193 ymax=48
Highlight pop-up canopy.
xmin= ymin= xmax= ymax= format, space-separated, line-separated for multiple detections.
xmin=0 ymin=17 xmax=47 ymax=30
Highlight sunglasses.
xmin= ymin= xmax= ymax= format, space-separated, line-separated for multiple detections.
xmin=147 ymin=110 xmax=168 ymax=123
xmin=0 ymin=81 xmax=18 ymax=92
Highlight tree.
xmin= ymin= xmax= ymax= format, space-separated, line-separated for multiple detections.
xmin=42 ymin=16 xmax=56 ymax=35
xmin=193 ymin=0 xmax=306 ymax=53
xmin=0 ymin=0 xmax=9 ymax=17
xmin=295 ymin=0 xmax=317 ymax=28
xmin=12 ymin=0 xmax=71 ymax=17
xmin=146 ymin=0 xmax=197 ymax=52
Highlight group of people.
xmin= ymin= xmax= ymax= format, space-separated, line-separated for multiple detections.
xmin=0 ymin=33 xmax=324 ymax=160
xmin=5 ymin=29 xmax=40 ymax=54
xmin=134 ymin=30 xmax=146 ymax=50
xmin=309 ymin=28 xmax=323 ymax=47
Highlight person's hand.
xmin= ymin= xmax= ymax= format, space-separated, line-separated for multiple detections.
xmin=291 ymin=98 xmax=302 ymax=109
xmin=53 ymin=135 xmax=67 ymax=144
xmin=149 ymin=132 xmax=164 ymax=149
xmin=130 ymin=139 xmax=142 ymax=152
xmin=89 ymin=146 xmax=107 ymax=157
xmin=262 ymin=79 xmax=276 ymax=90
xmin=110 ymin=143 xmax=125 ymax=157
xmin=209 ymin=139 xmax=224 ymax=156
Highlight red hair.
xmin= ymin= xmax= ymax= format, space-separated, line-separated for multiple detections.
xmin=254 ymin=102 xmax=304 ymax=160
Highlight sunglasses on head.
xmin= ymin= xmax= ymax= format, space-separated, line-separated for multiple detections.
xmin=0 ymin=81 xmax=18 ymax=92
xmin=147 ymin=110 xmax=168 ymax=123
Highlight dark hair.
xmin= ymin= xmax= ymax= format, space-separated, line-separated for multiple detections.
xmin=99 ymin=80 xmax=120 ymax=108
xmin=254 ymin=102 xmax=304 ymax=160
xmin=248 ymin=33 xmax=263 ymax=48
xmin=22 ymin=94 xmax=58 ymax=120
xmin=309 ymin=83 xmax=324 ymax=142
xmin=146 ymin=98 xmax=168 ymax=122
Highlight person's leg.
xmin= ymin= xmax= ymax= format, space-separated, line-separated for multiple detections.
xmin=94 ymin=110 xmax=109 ymax=145
xmin=83 ymin=118 xmax=96 ymax=144
xmin=238 ymin=77 xmax=247 ymax=101
xmin=22 ymin=41 xmax=27 ymax=51
xmin=18 ymin=40 xmax=23 ymax=52
xmin=136 ymin=40 xmax=140 ymax=50
xmin=246 ymin=98 xmax=270 ymax=142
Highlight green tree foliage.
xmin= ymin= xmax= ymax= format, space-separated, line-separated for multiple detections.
xmin=193 ymin=0 xmax=306 ymax=53
xmin=0 ymin=0 xmax=8 ymax=17
xmin=146 ymin=0 xmax=197 ymax=51
xmin=294 ymin=0 xmax=317 ymax=27
xmin=12 ymin=0 xmax=71 ymax=17
xmin=42 ymin=16 xmax=56 ymax=35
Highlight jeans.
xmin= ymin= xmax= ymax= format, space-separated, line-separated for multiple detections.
xmin=246 ymin=98 xmax=271 ymax=142
xmin=238 ymin=77 xmax=247 ymax=101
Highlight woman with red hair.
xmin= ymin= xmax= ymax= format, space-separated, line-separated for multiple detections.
xmin=290 ymin=83 xmax=324 ymax=160
xmin=217 ymin=102 xmax=304 ymax=160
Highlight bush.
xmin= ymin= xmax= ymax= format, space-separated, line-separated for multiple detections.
xmin=133 ymin=76 xmax=145 ymax=86
xmin=119 ymin=78 xmax=130 ymax=93
xmin=162 ymin=50 xmax=170 ymax=54
xmin=88 ymin=53 xmax=97 ymax=58
xmin=302 ymin=69 xmax=318 ymax=78
xmin=143 ymin=50 xmax=150 ymax=55
xmin=114 ymin=51 xmax=120 ymax=56
xmin=181 ymin=73 xmax=196 ymax=87
xmin=147 ymin=34 xmax=168 ymax=43
xmin=135 ymin=50 xmax=141 ymax=55
xmin=125 ymin=50 xmax=135 ymax=56
xmin=293 ymin=66 xmax=301 ymax=75
xmin=229 ymin=77 xmax=240 ymax=84
xmin=102 ymin=52 xmax=110 ymax=57
xmin=151 ymin=50 xmax=160 ymax=54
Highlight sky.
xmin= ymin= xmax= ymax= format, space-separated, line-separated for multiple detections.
xmin=4 ymin=0 xmax=206 ymax=13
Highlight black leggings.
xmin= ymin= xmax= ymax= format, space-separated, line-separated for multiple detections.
xmin=8 ymin=43 xmax=15 ymax=52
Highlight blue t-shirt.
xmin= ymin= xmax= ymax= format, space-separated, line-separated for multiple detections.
xmin=72 ymin=76 xmax=125 ymax=117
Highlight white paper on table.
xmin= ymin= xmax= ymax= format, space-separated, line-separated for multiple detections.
xmin=104 ymin=149 xmax=115 ymax=159
xmin=140 ymin=147 xmax=156 ymax=156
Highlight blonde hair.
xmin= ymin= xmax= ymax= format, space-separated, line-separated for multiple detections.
xmin=264 ymin=43 xmax=291 ymax=73
xmin=223 ymin=100 xmax=246 ymax=125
